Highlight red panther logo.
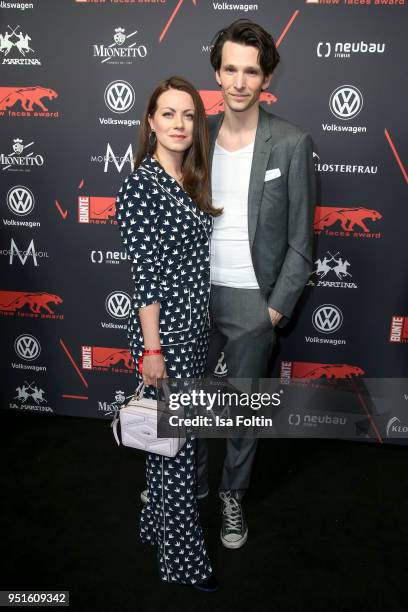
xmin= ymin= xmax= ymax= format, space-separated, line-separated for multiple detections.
xmin=93 ymin=348 xmax=134 ymax=370
xmin=291 ymin=362 xmax=365 ymax=380
xmin=0 ymin=86 xmax=58 ymax=111
xmin=90 ymin=196 xmax=116 ymax=219
xmin=0 ymin=291 xmax=62 ymax=314
xmin=314 ymin=207 xmax=382 ymax=232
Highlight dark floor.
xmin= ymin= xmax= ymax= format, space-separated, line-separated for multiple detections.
xmin=1 ymin=409 xmax=407 ymax=612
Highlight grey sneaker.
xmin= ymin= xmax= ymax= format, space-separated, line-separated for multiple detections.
xmin=220 ymin=490 xmax=248 ymax=549
xmin=141 ymin=487 xmax=209 ymax=504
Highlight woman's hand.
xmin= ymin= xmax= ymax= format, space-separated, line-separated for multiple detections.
xmin=142 ymin=354 xmax=168 ymax=387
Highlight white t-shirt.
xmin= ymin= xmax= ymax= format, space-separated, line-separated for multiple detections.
xmin=210 ymin=141 xmax=259 ymax=288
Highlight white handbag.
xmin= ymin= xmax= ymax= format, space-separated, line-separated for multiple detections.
xmin=111 ymin=382 xmax=186 ymax=457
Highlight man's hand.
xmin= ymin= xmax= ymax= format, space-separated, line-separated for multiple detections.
xmin=268 ymin=307 xmax=283 ymax=328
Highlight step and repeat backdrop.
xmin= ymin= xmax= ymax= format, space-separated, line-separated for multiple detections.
xmin=0 ymin=0 xmax=407 ymax=441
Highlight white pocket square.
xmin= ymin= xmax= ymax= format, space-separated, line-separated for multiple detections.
xmin=265 ymin=168 xmax=282 ymax=181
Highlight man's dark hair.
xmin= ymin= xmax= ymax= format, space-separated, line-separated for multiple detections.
xmin=210 ymin=19 xmax=280 ymax=76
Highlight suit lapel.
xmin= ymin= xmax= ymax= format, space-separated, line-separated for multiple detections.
xmin=248 ymin=107 xmax=272 ymax=249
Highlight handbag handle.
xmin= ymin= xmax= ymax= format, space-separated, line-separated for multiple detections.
xmin=135 ymin=381 xmax=145 ymax=399
xmin=111 ymin=381 xmax=144 ymax=446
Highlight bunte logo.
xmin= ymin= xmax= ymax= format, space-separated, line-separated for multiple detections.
xmin=389 ymin=316 xmax=408 ymax=343
xmin=281 ymin=361 xmax=364 ymax=383
xmin=81 ymin=346 xmax=134 ymax=373
xmin=78 ymin=195 xmax=117 ymax=224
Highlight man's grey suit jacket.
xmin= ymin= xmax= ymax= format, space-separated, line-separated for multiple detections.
xmin=208 ymin=106 xmax=316 ymax=327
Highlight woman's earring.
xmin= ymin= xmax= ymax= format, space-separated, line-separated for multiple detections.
xmin=149 ymin=129 xmax=156 ymax=146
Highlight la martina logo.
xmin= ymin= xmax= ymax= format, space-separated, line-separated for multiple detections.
xmin=0 ymin=25 xmax=41 ymax=65
xmin=93 ymin=27 xmax=147 ymax=65
xmin=307 ymin=250 xmax=358 ymax=288
xmin=1 ymin=138 xmax=44 ymax=171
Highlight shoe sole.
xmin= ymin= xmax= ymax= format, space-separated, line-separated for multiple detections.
xmin=220 ymin=528 xmax=248 ymax=549
xmin=193 ymin=584 xmax=219 ymax=592
xmin=196 ymin=489 xmax=209 ymax=500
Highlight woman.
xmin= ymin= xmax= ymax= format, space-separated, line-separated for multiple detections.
xmin=115 ymin=77 xmax=221 ymax=590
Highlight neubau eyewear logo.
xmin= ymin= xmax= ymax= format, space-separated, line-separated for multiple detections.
xmin=317 ymin=41 xmax=385 ymax=59
xmin=91 ymin=250 xmax=127 ymax=264
xmin=7 ymin=186 xmax=34 ymax=215
xmin=104 ymin=81 xmax=135 ymax=114
xmin=105 ymin=291 xmax=130 ymax=319
xmin=14 ymin=333 xmax=40 ymax=361
xmin=329 ymin=85 xmax=363 ymax=120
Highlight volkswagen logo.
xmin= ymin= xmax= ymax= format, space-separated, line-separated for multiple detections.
xmin=329 ymin=85 xmax=363 ymax=120
xmin=7 ymin=186 xmax=35 ymax=216
xmin=312 ymin=304 xmax=343 ymax=334
xmin=105 ymin=291 xmax=130 ymax=319
xmin=14 ymin=334 xmax=41 ymax=361
xmin=104 ymin=81 xmax=135 ymax=114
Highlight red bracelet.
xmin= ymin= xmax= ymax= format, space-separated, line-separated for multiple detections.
xmin=138 ymin=349 xmax=163 ymax=374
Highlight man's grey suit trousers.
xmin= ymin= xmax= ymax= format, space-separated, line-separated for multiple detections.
xmin=196 ymin=284 xmax=276 ymax=496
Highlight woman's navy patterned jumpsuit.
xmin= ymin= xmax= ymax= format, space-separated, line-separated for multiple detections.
xmin=115 ymin=156 xmax=213 ymax=584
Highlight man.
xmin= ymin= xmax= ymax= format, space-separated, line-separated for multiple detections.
xmin=196 ymin=20 xmax=316 ymax=549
